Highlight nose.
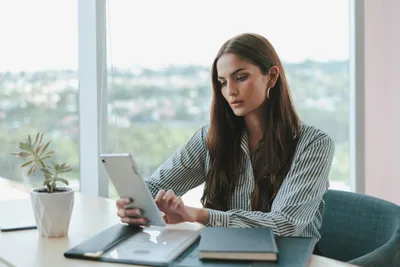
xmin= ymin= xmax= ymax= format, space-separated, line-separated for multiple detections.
xmin=226 ymin=82 xmax=238 ymax=96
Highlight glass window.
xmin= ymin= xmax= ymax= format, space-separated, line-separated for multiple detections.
xmin=0 ymin=0 xmax=79 ymax=200
xmin=106 ymin=0 xmax=350 ymax=205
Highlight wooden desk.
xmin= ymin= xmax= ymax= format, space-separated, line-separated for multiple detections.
xmin=0 ymin=193 xmax=358 ymax=267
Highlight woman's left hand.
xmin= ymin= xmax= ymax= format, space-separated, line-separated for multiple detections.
xmin=155 ymin=189 xmax=199 ymax=224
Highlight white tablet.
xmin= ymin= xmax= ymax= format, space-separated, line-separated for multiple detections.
xmin=100 ymin=153 xmax=166 ymax=227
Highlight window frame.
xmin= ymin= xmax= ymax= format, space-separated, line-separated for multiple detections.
xmin=348 ymin=0 xmax=365 ymax=194
xmin=78 ymin=0 xmax=109 ymax=197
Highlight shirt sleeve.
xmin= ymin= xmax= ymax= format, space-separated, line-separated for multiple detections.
xmin=145 ymin=125 xmax=208 ymax=198
xmin=205 ymin=135 xmax=335 ymax=236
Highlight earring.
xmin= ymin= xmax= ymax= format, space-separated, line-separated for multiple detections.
xmin=266 ymin=87 xmax=271 ymax=99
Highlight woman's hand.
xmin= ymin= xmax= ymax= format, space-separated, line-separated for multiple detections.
xmin=155 ymin=189 xmax=208 ymax=224
xmin=116 ymin=197 xmax=147 ymax=225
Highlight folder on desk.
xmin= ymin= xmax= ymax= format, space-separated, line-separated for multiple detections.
xmin=64 ymin=222 xmax=204 ymax=266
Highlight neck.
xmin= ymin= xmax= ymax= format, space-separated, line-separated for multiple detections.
xmin=244 ymin=106 xmax=265 ymax=140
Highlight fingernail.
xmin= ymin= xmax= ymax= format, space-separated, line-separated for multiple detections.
xmin=136 ymin=209 xmax=141 ymax=215
xmin=125 ymin=198 xmax=131 ymax=204
xmin=119 ymin=209 xmax=125 ymax=217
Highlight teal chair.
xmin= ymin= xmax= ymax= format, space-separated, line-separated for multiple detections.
xmin=316 ymin=189 xmax=400 ymax=267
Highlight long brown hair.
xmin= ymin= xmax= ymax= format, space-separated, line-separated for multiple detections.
xmin=201 ymin=33 xmax=301 ymax=212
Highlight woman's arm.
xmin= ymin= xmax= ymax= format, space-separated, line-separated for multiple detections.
xmin=203 ymin=135 xmax=335 ymax=236
xmin=145 ymin=125 xmax=208 ymax=198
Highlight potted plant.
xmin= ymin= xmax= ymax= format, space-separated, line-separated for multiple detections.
xmin=11 ymin=132 xmax=74 ymax=238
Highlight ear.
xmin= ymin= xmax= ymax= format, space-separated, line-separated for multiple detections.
xmin=267 ymin=66 xmax=280 ymax=88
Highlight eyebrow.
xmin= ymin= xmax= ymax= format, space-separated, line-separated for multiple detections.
xmin=218 ymin=68 xmax=247 ymax=80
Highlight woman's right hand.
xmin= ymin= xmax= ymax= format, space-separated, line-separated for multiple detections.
xmin=116 ymin=197 xmax=147 ymax=225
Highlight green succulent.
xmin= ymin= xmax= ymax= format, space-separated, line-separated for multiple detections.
xmin=11 ymin=132 xmax=72 ymax=193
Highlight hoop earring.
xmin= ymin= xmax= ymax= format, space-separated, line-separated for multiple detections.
xmin=266 ymin=87 xmax=271 ymax=99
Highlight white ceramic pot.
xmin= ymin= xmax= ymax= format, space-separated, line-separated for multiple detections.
xmin=30 ymin=187 xmax=74 ymax=238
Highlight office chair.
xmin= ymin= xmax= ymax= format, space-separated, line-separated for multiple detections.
xmin=316 ymin=189 xmax=400 ymax=267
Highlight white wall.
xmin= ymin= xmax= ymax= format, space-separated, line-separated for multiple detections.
xmin=363 ymin=0 xmax=400 ymax=204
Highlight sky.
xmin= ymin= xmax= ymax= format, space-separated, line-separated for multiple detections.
xmin=0 ymin=0 xmax=349 ymax=72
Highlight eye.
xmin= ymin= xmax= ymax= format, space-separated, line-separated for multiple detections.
xmin=237 ymin=74 xmax=248 ymax=81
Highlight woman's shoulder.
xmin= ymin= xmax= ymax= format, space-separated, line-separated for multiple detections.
xmin=185 ymin=123 xmax=209 ymax=148
xmin=195 ymin=123 xmax=210 ymax=140
xmin=297 ymin=122 xmax=335 ymax=152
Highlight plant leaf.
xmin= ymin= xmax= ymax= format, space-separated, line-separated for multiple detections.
xmin=55 ymin=178 xmax=69 ymax=186
xmin=39 ymin=141 xmax=51 ymax=156
xmin=45 ymin=151 xmax=55 ymax=156
xmin=17 ymin=152 xmax=30 ymax=158
xmin=33 ymin=132 xmax=40 ymax=146
xmin=19 ymin=142 xmax=30 ymax=150
xmin=28 ymin=134 xmax=32 ymax=145
xmin=62 ymin=167 xmax=72 ymax=173
xmin=27 ymin=164 xmax=37 ymax=176
xmin=53 ymin=163 xmax=72 ymax=173
xmin=21 ymin=160 xmax=33 ymax=168
xmin=39 ymin=133 xmax=44 ymax=147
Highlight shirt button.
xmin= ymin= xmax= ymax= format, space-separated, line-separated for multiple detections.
xmin=216 ymin=221 xmax=222 ymax=227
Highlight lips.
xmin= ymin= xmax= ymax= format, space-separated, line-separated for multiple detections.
xmin=230 ymin=100 xmax=243 ymax=108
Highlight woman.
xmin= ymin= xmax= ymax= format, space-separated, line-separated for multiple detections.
xmin=116 ymin=33 xmax=335 ymax=239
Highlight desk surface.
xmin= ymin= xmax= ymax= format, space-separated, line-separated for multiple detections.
xmin=0 ymin=192 xmax=358 ymax=267
xmin=0 ymin=177 xmax=31 ymax=201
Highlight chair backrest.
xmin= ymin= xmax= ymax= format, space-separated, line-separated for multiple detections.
xmin=317 ymin=189 xmax=400 ymax=267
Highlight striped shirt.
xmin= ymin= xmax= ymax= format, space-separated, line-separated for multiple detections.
xmin=146 ymin=122 xmax=335 ymax=239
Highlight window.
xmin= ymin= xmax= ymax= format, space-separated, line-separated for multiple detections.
xmin=0 ymin=0 xmax=79 ymax=200
xmin=106 ymin=0 xmax=350 ymax=204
